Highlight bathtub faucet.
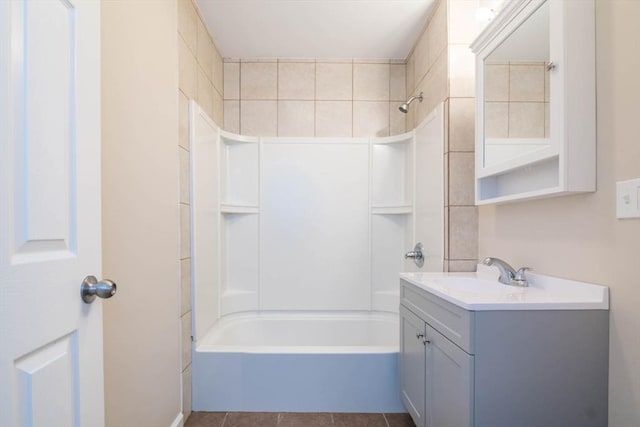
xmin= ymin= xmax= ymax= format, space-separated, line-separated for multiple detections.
xmin=482 ymin=257 xmax=530 ymax=287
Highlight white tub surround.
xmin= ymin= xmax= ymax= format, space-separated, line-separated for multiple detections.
xmin=193 ymin=312 xmax=403 ymax=412
xmin=189 ymin=101 xmax=445 ymax=340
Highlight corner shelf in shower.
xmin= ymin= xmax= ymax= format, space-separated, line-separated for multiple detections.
xmin=371 ymin=205 xmax=413 ymax=215
xmin=221 ymin=204 xmax=260 ymax=214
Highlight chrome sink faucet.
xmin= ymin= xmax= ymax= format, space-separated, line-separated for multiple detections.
xmin=482 ymin=257 xmax=531 ymax=287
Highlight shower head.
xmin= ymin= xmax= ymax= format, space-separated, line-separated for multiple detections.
xmin=399 ymin=92 xmax=424 ymax=113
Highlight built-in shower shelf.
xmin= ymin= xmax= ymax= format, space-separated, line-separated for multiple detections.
xmin=371 ymin=205 xmax=413 ymax=214
xmin=221 ymin=204 xmax=260 ymax=214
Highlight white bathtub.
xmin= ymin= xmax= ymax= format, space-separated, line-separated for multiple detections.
xmin=192 ymin=311 xmax=404 ymax=412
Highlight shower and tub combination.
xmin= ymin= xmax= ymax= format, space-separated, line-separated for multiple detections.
xmin=189 ymin=98 xmax=444 ymax=412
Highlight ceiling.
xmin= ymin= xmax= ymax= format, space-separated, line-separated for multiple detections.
xmin=195 ymin=0 xmax=436 ymax=60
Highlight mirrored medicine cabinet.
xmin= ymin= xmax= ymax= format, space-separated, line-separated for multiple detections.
xmin=470 ymin=0 xmax=596 ymax=204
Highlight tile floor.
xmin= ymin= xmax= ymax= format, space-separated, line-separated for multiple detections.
xmin=184 ymin=412 xmax=415 ymax=427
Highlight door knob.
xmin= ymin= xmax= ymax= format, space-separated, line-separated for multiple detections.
xmin=404 ymin=242 xmax=424 ymax=268
xmin=81 ymin=275 xmax=117 ymax=304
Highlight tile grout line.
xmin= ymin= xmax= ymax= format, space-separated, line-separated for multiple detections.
xmin=220 ymin=411 xmax=229 ymax=427
xmin=382 ymin=413 xmax=390 ymax=427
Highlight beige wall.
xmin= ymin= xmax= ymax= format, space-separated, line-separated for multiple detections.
xmin=223 ymin=59 xmax=407 ymax=137
xmin=101 ymin=1 xmax=182 ymax=426
xmin=478 ymin=1 xmax=640 ymax=424
xmin=177 ymin=0 xmax=225 ymax=419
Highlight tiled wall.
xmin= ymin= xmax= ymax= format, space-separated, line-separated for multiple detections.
xmin=405 ymin=0 xmax=482 ymax=272
xmin=485 ymin=62 xmax=550 ymax=138
xmin=177 ymin=0 xmax=224 ymax=419
xmin=223 ymin=59 xmax=407 ymax=137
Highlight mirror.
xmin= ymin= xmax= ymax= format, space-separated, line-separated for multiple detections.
xmin=483 ymin=1 xmax=550 ymax=168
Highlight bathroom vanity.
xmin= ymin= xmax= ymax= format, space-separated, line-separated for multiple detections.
xmin=399 ymin=268 xmax=609 ymax=427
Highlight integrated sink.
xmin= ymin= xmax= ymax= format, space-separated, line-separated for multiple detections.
xmin=400 ymin=265 xmax=609 ymax=310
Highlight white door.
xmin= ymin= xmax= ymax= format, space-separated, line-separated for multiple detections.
xmin=0 ymin=1 xmax=107 ymax=426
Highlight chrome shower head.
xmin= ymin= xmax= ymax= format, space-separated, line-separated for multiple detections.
xmin=398 ymin=92 xmax=424 ymax=113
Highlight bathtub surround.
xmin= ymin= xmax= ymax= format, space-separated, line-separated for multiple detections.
xmin=479 ymin=1 xmax=640 ymax=424
xmin=224 ymin=59 xmax=407 ymax=137
xmin=178 ymin=0 xmax=225 ymax=420
xmin=102 ymin=1 xmax=182 ymax=426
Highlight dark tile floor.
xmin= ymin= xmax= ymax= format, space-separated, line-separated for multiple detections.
xmin=185 ymin=412 xmax=415 ymax=427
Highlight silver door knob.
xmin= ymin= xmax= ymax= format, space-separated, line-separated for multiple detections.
xmin=405 ymin=242 xmax=424 ymax=268
xmin=81 ymin=275 xmax=117 ymax=304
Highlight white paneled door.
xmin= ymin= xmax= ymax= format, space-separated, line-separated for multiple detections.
xmin=0 ymin=1 xmax=106 ymax=426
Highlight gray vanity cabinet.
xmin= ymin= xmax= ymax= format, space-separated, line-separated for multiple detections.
xmin=399 ymin=278 xmax=609 ymax=427
xmin=400 ymin=291 xmax=474 ymax=427
xmin=400 ymin=306 xmax=426 ymax=425
xmin=424 ymin=322 xmax=473 ymax=427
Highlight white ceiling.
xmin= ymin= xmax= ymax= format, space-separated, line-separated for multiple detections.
xmin=195 ymin=0 xmax=436 ymax=60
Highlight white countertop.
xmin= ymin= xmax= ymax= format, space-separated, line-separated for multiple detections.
xmin=400 ymin=265 xmax=609 ymax=311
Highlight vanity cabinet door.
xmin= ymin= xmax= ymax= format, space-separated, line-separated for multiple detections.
xmin=400 ymin=305 xmax=427 ymax=427
xmin=425 ymin=323 xmax=474 ymax=427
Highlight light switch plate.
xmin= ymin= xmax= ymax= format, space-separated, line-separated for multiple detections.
xmin=616 ymin=178 xmax=640 ymax=219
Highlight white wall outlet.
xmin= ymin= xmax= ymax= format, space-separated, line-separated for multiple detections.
xmin=616 ymin=178 xmax=640 ymax=219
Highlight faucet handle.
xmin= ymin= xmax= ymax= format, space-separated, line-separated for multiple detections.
xmin=514 ymin=267 xmax=531 ymax=280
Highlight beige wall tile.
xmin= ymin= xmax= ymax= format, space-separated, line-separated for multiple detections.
xmin=353 ymin=63 xmax=390 ymax=101
xmin=197 ymin=68 xmax=214 ymax=119
xmin=224 ymin=62 xmax=240 ymax=100
xmin=413 ymin=29 xmax=430 ymax=87
xmin=179 ymin=90 xmax=189 ymax=149
xmin=544 ymin=67 xmax=550 ymax=102
xmin=449 ymin=97 xmax=475 ymax=152
xmin=240 ymin=100 xmax=278 ymax=136
xmin=406 ymin=54 xmax=415 ymax=98
xmin=485 ymin=64 xmax=509 ymax=102
xmin=241 ymin=62 xmax=277 ymax=100
xmin=390 ymin=63 xmax=407 ymax=102
xmin=316 ymin=62 xmax=352 ymax=100
xmin=196 ymin=18 xmax=213 ymax=81
xmin=224 ymin=100 xmax=240 ymax=133
xmin=178 ymin=36 xmax=198 ymax=100
xmin=353 ymin=59 xmax=390 ymax=64
xmin=545 ymin=102 xmax=550 ymax=138
xmin=447 ymin=260 xmax=478 ymax=272
xmin=181 ymin=311 xmax=192 ymax=370
xmin=180 ymin=258 xmax=191 ymax=316
xmin=449 ymin=206 xmax=478 ymax=260
xmin=509 ymin=102 xmax=544 ymax=137
xmin=444 ymin=153 xmax=449 ymax=206
xmin=428 ymin=0 xmax=447 ymax=69
xmin=415 ymin=49 xmax=448 ymax=124
xmin=509 ymin=64 xmax=545 ymax=102
xmin=179 ymin=147 xmax=190 ymax=205
xmin=449 ymin=152 xmax=475 ymax=206
xmin=180 ymin=204 xmax=191 ymax=259
xmin=278 ymin=100 xmax=315 ymax=136
xmin=278 ymin=62 xmax=315 ymax=100
xmin=182 ymin=364 xmax=192 ymax=419
xmin=353 ymin=101 xmax=389 ymax=137
xmin=315 ymin=101 xmax=352 ymax=137
xmin=212 ymin=49 xmax=224 ymax=95
xmin=213 ymin=90 xmax=224 ymax=127
xmin=444 ymin=207 xmax=449 ymax=259
xmin=177 ymin=0 xmax=197 ymax=54
xmin=390 ymin=106 xmax=407 ymax=135
xmin=485 ymin=102 xmax=509 ymax=138
xmin=449 ymin=44 xmax=475 ymax=98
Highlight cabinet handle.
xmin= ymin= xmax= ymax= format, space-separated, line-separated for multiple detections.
xmin=416 ymin=332 xmax=431 ymax=345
